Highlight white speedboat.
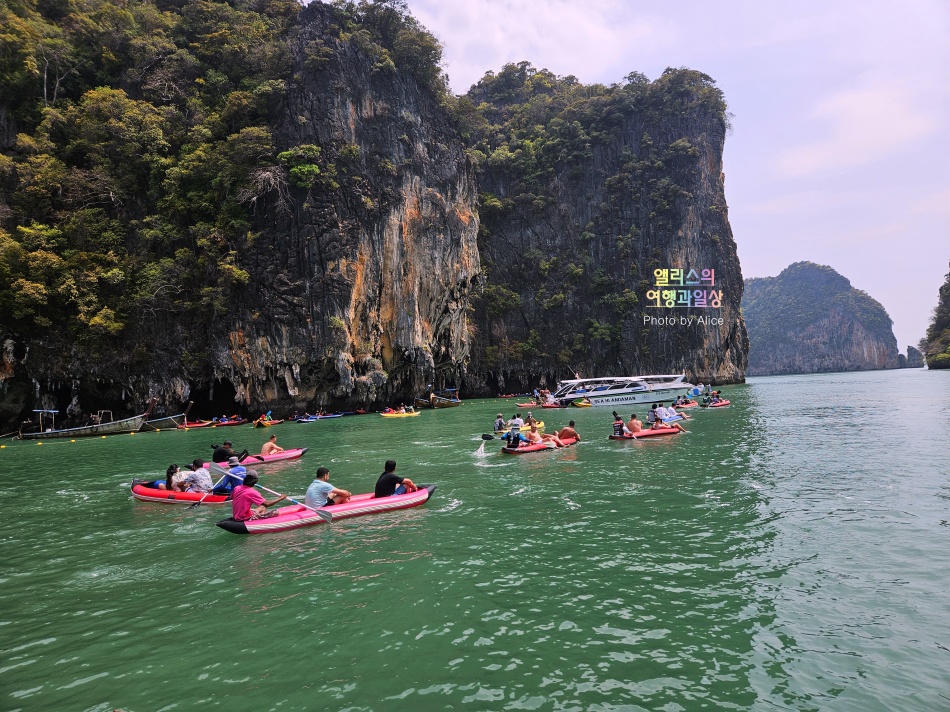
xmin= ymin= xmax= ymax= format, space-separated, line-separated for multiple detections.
xmin=550 ymin=374 xmax=695 ymax=407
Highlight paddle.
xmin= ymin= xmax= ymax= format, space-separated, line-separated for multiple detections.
xmin=209 ymin=445 xmax=264 ymax=464
xmin=238 ymin=449 xmax=265 ymax=463
xmin=481 ymin=433 xmax=496 ymax=440
xmin=187 ymin=470 xmax=231 ymax=509
xmin=207 ymin=463 xmax=332 ymax=522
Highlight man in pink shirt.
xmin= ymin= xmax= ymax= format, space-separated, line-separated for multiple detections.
xmin=230 ymin=471 xmax=285 ymax=521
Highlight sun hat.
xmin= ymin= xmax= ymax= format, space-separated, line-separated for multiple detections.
xmin=227 ymin=456 xmax=241 ymax=466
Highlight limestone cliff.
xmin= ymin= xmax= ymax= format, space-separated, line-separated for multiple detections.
xmin=463 ymin=65 xmax=747 ymax=391
xmin=922 ymin=260 xmax=950 ymax=369
xmin=743 ymin=262 xmax=900 ymax=376
xmin=195 ymin=3 xmax=480 ymax=407
xmin=0 ymin=2 xmax=749 ymax=429
xmin=0 ymin=1 xmax=478 ymax=425
xmin=899 ymin=346 xmax=924 ymax=369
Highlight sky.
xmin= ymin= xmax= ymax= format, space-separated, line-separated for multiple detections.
xmin=406 ymin=0 xmax=950 ymax=352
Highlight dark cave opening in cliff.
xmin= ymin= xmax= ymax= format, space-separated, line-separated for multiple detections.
xmin=187 ymin=379 xmax=241 ymax=420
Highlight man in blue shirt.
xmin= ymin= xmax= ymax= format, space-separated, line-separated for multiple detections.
xmin=214 ymin=456 xmax=246 ymax=494
xmin=305 ymin=467 xmax=351 ymax=508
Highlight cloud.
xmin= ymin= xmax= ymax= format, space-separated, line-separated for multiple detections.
xmin=774 ymin=78 xmax=939 ymax=178
xmin=411 ymin=0 xmax=675 ymax=91
xmin=911 ymin=187 xmax=950 ymax=216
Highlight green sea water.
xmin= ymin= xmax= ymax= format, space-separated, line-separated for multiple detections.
xmin=1 ymin=369 xmax=949 ymax=711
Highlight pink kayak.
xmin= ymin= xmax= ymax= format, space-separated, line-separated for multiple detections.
xmin=203 ymin=447 xmax=309 ymax=468
xmin=609 ymin=428 xmax=681 ymax=439
xmin=501 ymin=436 xmax=579 ymax=454
xmin=704 ymin=400 xmax=731 ymax=408
xmin=216 ymin=484 xmax=437 ymax=534
xmin=130 ymin=479 xmax=230 ymax=504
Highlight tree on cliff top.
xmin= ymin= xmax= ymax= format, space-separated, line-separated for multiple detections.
xmin=923 ymin=260 xmax=950 ymax=368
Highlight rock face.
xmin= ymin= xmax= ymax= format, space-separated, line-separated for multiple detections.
xmin=0 ymin=5 xmax=750 ymax=428
xmin=204 ymin=3 xmax=480 ymax=407
xmin=743 ymin=262 xmax=900 ymax=376
xmin=922 ymin=260 xmax=950 ymax=369
xmin=0 ymin=2 xmax=479 ymax=424
xmin=464 ymin=66 xmax=747 ymax=392
xmin=900 ymin=346 xmax=924 ymax=368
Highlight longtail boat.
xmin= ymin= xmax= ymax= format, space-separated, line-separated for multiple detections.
xmin=18 ymin=399 xmax=157 ymax=440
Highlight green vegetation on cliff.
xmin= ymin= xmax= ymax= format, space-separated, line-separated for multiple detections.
xmin=743 ymin=262 xmax=899 ymax=375
xmin=922 ymin=261 xmax=950 ymax=369
xmin=0 ymin=0 xmax=443 ymax=345
xmin=457 ymin=61 xmax=745 ymax=384
xmin=0 ymin=0 xmax=449 ymax=407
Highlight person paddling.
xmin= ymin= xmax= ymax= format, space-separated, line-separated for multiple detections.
xmin=231 ymin=471 xmax=285 ymax=521
xmin=261 ymin=434 xmax=284 ymax=456
xmin=213 ymin=456 xmax=246 ymax=495
xmin=612 ymin=412 xmax=631 ymax=436
xmin=212 ymin=440 xmax=237 ymax=463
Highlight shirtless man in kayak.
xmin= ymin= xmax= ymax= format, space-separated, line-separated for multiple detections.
xmin=625 ymin=414 xmax=643 ymax=434
xmin=557 ymin=421 xmax=581 ymax=442
xmin=526 ymin=424 xmax=564 ymax=447
xmin=261 ymin=434 xmax=284 ymax=456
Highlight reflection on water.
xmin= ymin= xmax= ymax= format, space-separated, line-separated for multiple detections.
xmin=1 ymin=370 xmax=948 ymax=709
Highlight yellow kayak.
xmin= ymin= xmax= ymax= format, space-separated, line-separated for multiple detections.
xmin=571 ymin=399 xmax=592 ymax=407
xmin=494 ymin=420 xmax=544 ymax=434
xmin=380 ymin=411 xmax=421 ymax=418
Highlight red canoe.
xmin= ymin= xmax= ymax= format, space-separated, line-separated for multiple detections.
xmin=704 ymin=400 xmax=731 ymax=408
xmin=130 ymin=479 xmax=230 ymax=504
xmin=501 ymin=436 xmax=579 ymax=454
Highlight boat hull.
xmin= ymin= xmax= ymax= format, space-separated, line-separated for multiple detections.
xmin=216 ymin=485 xmax=437 ymax=534
xmin=177 ymin=419 xmax=248 ymax=429
xmin=131 ymin=480 xmax=230 ymax=504
xmin=19 ymin=413 xmax=148 ymax=440
xmin=494 ymin=421 xmax=544 ymax=434
xmin=609 ymin=428 xmax=681 ymax=440
xmin=553 ymin=374 xmax=695 ymax=407
xmin=203 ymin=447 xmax=309 ymax=468
xmin=501 ymin=436 xmax=579 ymax=454
xmin=414 ymin=396 xmax=462 ymax=409
xmin=582 ymin=387 xmax=695 ymax=407
xmin=141 ymin=414 xmax=187 ymax=431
